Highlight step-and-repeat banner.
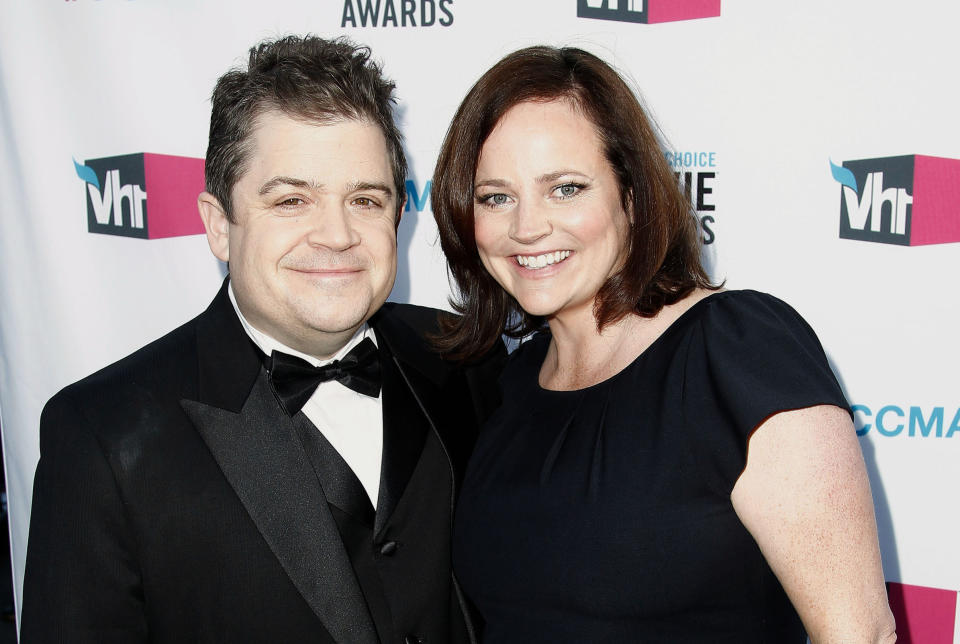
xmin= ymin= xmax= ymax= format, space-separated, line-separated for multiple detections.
xmin=1 ymin=1 xmax=957 ymax=640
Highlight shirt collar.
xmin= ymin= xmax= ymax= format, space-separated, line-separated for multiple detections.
xmin=228 ymin=282 xmax=376 ymax=367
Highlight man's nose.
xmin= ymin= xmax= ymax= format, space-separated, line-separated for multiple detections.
xmin=306 ymin=205 xmax=361 ymax=251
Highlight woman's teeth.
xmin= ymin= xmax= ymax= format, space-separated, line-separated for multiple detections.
xmin=515 ymin=250 xmax=571 ymax=269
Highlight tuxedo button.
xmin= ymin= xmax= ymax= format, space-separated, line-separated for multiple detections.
xmin=379 ymin=540 xmax=399 ymax=556
xmin=403 ymin=635 xmax=422 ymax=644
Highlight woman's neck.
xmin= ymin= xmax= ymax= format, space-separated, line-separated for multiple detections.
xmin=539 ymin=288 xmax=715 ymax=391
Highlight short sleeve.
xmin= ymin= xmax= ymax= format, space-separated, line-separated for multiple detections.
xmin=681 ymin=290 xmax=851 ymax=494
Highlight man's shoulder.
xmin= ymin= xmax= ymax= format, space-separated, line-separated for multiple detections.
xmin=48 ymin=311 xmax=203 ymax=418
xmin=375 ymin=301 xmax=506 ymax=378
xmin=373 ymin=302 xmax=447 ymax=376
xmin=376 ymin=301 xmax=448 ymax=335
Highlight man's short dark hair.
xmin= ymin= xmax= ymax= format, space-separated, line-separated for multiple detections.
xmin=205 ymin=35 xmax=407 ymax=222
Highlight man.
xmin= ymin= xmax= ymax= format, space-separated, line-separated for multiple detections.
xmin=21 ymin=35 xmax=502 ymax=644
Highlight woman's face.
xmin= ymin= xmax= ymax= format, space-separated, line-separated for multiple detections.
xmin=473 ymin=99 xmax=630 ymax=323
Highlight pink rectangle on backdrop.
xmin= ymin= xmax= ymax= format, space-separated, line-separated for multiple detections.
xmin=647 ymin=0 xmax=721 ymax=23
xmin=886 ymin=582 xmax=957 ymax=644
xmin=143 ymin=153 xmax=206 ymax=239
xmin=911 ymin=154 xmax=960 ymax=246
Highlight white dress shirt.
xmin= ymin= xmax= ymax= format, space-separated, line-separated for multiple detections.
xmin=229 ymin=285 xmax=383 ymax=508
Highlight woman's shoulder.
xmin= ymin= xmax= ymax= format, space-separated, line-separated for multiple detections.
xmin=676 ymin=289 xmax=849 ymax=494
xmin=670 ymin=289 xmax=819 ymax=347
xmin=681 ymin=288 xmax=846 ymax=402
xmin=670 ymin=288 xmax=835 ymax=390
xmin=684 ymin=288 xmax=805 ymax=319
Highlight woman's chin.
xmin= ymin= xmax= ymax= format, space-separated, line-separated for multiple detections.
xmin=512 ymin=297 xmax=561 ymax=320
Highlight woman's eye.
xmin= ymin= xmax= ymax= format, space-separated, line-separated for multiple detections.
xmin=480 ymin=193 xmax=510 ymax=207
xmin=555 ymin=183 xmax=582 ymax=198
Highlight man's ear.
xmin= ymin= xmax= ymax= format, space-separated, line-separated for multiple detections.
xmin=198 ymin=192 xmax=230 ymax=263
xmin=395 ymin=197 xmax=407 ymax=229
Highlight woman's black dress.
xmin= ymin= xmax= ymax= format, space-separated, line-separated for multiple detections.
xmin=453 ymin=290 xmax=851 ymax=643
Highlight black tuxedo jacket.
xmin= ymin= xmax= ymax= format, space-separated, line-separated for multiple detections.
xmin=21 ymin=279 xmax=504 ymax=643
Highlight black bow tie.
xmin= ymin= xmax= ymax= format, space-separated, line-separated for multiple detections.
xmin=267 ymin=337 xmax=381 ymax=417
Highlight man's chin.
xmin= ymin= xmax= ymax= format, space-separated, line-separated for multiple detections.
xmin=297 ymin=306 xmax=373 ymax=337
xmin=287 ymin=288 xmax=389 ymax=332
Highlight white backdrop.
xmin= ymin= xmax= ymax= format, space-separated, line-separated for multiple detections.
xmin=1 ymin=0 xmax=958 ymax=640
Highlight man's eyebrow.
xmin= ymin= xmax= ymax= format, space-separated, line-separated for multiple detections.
xmin=258 ymin=176 xmax=322 ymax=195
xmin=348 ymin=181 xmax=393 ymax=198
xmin=258 ymin=177 xmax=394 ymax=199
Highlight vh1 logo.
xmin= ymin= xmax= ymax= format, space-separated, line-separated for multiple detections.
xmin=576 ymin=0 xmax=720 ymax=24
xmin=75 ymin=153 xmax=205 ymax=239
xmin=832 ymin=155 xmax=960 ymax=246
xmin=886 ymin=582 xmax=958 ymax=644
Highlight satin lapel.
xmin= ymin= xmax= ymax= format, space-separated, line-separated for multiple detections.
xmin=371 ymin=305 xmax=484 ymax=477
xmin=371 ymin=307 xmax=469 ymax=539
xmin=181 ymin=372 xmax=379 ymax=644
xmin=194 ymin=277 xmax=263 ymax=413
xmin=374 ymin=348 xmax=431 ymax=538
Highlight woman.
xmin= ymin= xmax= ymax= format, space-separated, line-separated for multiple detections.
xmin=432 ymin=46 xmax=895 ymax=643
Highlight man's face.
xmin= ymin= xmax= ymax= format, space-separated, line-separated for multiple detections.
xmin=200 ymin=110 xmax=399 ymax=358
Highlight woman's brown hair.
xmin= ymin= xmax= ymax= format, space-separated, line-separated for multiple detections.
xmin=432 ymin=45 xmax=715 ymax=361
